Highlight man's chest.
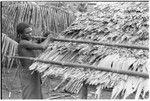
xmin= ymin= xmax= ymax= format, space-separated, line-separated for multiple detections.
xmin=18 ymin=46 xmax=36 ymax=57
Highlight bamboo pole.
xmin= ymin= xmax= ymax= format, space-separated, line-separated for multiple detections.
xmin=30 ymin=30 xmax=58 ymax=39
xmin=31 ymin=36 xmax=46 ymax=39
xmin=31 ymin=36 xmax=149 ymax=50
xmin=53 ymin=38 xmax=149 ymax=50
xmin=5 ymin=55 xmax=149 ymax=78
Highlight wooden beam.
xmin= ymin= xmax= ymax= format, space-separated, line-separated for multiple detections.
xmin=5 ymin=55 xmax=149 ymax=78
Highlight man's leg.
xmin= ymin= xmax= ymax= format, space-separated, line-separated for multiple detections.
xmin=19 ymin=70 xmax=43 ymax=99
xmin=79 ymin=81 xmax=88 ymax=99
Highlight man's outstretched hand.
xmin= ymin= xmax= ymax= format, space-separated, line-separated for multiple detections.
xmin=41 ymin=35 xmax=55 ymax=50
xmin=48 ymin=36 xmax=55 ymax=43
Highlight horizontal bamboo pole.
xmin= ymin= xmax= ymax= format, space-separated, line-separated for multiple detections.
xmin=53 ymin=38 xmax=149 ymax=50
xmin=31 ymin=30 xmax=58 ymax=39
xmin=31 ymin=36 xmax=46 ymax=39
xmin=31 ymin=36 xmax=149 ymax=50
xmin=5 ymin=55 xmax=149 ymax=78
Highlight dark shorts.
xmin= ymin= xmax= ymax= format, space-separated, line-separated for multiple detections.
xmin=19 ymin=69 xmax=43 ymax=99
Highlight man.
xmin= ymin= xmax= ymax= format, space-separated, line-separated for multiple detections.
xmin=16 ymin=22 xmax=52 ymax=99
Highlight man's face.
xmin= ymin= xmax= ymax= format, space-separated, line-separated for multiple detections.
xmin=21 ymin=27 xmax=32 ymax=40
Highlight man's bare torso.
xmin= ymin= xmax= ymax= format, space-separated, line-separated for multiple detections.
xmin=18 ymin=42 xmax=36 ymax=69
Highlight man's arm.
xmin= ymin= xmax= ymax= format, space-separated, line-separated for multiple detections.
xmin=19 ymin=35 xmax=54 ymax=50
xmin=19 ymin=40 xmax=46 ymax=50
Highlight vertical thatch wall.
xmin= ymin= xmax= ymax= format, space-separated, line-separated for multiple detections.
xmin=2 ymin=1 xmax=76 ymax=40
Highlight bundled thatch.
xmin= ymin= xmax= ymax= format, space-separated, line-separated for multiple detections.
xmin=29 ymin=2 xmax=148 ymax=99
xmin=2 ymin=1 xmax=75 ymax=40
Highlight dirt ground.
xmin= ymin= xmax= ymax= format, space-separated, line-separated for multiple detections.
xmin=1 ymin=68 xmax=112 ymax=99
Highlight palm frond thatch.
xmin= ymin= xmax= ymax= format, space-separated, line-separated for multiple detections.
xmin=29 ymin=2 xmax=149 ymax=99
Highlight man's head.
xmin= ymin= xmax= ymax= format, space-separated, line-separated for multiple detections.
xmin=16 ymin=22 xmax=32 ymax=41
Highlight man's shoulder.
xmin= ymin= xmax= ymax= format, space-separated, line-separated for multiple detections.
xmin=18 ymin=40 xmax=32 ymax=47
xmin=19 ymin=40 xmax=31 ymax=44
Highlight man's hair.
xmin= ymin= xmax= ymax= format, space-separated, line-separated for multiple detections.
xmin=16 ymin=22 xmax=30 ymax=35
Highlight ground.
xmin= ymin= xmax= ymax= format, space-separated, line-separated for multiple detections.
xmin=1 ymin=67 xmax=114 ymax=99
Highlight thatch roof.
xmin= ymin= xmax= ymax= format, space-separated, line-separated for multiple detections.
xmin=29 ymin=2 xmax=149 ymax=99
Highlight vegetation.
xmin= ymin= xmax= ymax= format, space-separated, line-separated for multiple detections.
xmin=2 ymin=1 xmax=75 ymax=40
xmin=2 ymin=1 xmax=149 ymax=99
xmin=29 ymin=2 xmax=149 ymax=99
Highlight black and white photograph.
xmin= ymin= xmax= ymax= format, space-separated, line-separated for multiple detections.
xmin=1 ymin=0 xmax=149 ymax=99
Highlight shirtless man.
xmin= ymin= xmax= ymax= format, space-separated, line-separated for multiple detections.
xmin=16 ymin=22 xmax=52 ymax=99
